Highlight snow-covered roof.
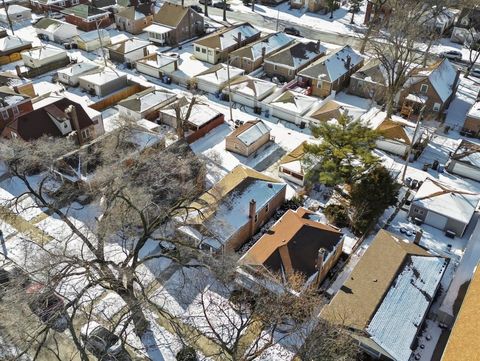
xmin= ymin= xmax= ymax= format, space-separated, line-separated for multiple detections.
xmin=195 ymin=63 xmax=244 ymax=86
xmin=33 ymin=18 xmax=73 ymax=33
xmin=75 ymin=29 xmax=110 ymax=43
xmin=413 ymin=178 xmax=479 ymax=224
xmin=228 ymin=76 xmax=277 ymax=99
xmin=230 ymin=32 xmax=293 ymax=61
xmin=22 ymin=46 xmax=65 ymax=60
xmin=118 ymin=88 xmax=176 ymax=113
xmin=144 ymin=23 xmax=173 ymax=35
xmin=269 ymin=90 xmax=317 ymax=115
xmin=137 ymin=53 xmax=177 ymax=68
xmin=234 ymin=120 xmax=270 ymax=146
xmin=0 ymin=4 xmax=30 ymax=15
xmin=0 ymin=35 xmax=31 ymax=51
xmin=57 ymin=62 xmax=99 ymax=77
xmin=298 ymin=45 xmax=364 ymax=82
xmin=467 ymin=101 xmax=480 ymax=120
xmin=160 ymin=99 xmax=221 ymax=128
xmin=450 ymin=139 xmax=480 ymax=168
xmin=367 ymin=255 xmax=446 ymax=361
xmin=78 ymin=69 xmax=126 ymax=86
xmin=108 ymin=38 xmax=150 ymax=54
xmin=194 ymin=23 xmax=261 ymax=51
xmin=265 ymin=40 xmax=325 ymax=69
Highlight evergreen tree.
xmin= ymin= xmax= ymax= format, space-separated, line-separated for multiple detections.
xmin=305 ymin=112 xmax=379 ymax=186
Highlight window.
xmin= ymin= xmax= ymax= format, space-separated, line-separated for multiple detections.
xmin=254 ymin=214 xmax=258 ymax=222
xmin=202 ymin=48 xmax=206 ymax=54
xmin=414 ymin=208 xmax=424 ymax=215
xmin=265 ymin=203 xmax=269 ymax=212
xmin=433 ymin=103 xmax=441 ymax=112
xmin=12 ymin=106 xmax=19 ymax=116
xmin=273 ymin=64 xmax=278 ymax=71
xmin=1 ymin=109 xmax=8 ymax=120
xmin=195 ymin=46 xmax=200 ymax=52
xmin=420 ymin=84 xmax=428 ymax=94
xmin=81 ymin=128 xmax=91 ymax=140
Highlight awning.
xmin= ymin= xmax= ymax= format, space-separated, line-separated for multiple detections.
xmin=405 ymin=93 xmax=428 ymax=104
xmin=144 ymin=24 xmax=174 ymax=35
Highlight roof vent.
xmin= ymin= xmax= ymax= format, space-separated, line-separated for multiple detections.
xmin=267 ymin=183 xmax=273 ymax=188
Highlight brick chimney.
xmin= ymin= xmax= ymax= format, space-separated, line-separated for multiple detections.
xmin=316 ymin=40 xmax=321 ymax=52
xmin=248 ymin=199 xmax=256 ymax=237
xmin=261 ymin=46 xmax=266 ymax=60
xmin=237 ymin=32 xmax=242 ymax=47
xmin=414 ymin=230 xmax=423 ymax=245
xmin=15 ymin=65 xmax=22 ymax=78
xmin=65 ymin=104 xmax=83 ymax=145
xmin=316 ymin=248 xmax=326 ymax=274
xmin=345 ymin=55 xmax=352 ymax=69
xmin=279 ymin=240 xmax=293 ymax=277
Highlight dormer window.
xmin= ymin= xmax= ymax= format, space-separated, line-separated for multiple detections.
xmin=420 ymin=84 xmax=428 ymax=94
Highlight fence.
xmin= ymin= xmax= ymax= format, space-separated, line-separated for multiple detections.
xmin=20 ymin=57 xmax=71 ymax=78
xmin=89 ymin=83 xmax=146 ymax=112
xmin=0 ymin=52 xmax=22 ymax=65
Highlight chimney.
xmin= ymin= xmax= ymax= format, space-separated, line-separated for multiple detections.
xmin=279 ymin=240 xmax=293 ymax=277
xmin=316 ymin=40 xmax=321 ymax=52
xmin=414 ymin=230 xmax=423 ymax=245
xmin=65 ymin=104 xmax=83 ymax=145
xmin=237 ymin=32 xmax=242 ymax=46
xmin=261 ymin=46 xmax=266 ymax=60
xmin=15 ymin=65 xmax=22 ymax=78
xmin=345 ymin=55 xmax=352 ymax=69
xmin=248 ymin=199 xmax=256 ymax=237
xmin=316 ymin=248 xmax=326 ymax=273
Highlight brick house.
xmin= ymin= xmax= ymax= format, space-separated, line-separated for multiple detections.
xmin=263 ymin=40 xmax=326 ymax=82
xmin=62 ymin=4 xmax=112 ymax=32
xmin=0 ymin=86 xmax=33 ymax=133
xmin=363 ymin=0 xmax=392 ymax=24
xmin=2 ymin=97 xmax=100 ymax=145
xmin=144 ymin=3 xmax=204 ymax=46
xmin=114 ymin=4 xmax=154 ymax=35
xmin=225 ymin=119 xmax=271 ymax=157
xmin=462 ymin=101 xmax=480 ymax=136
xmin=193 ymin=23 xmax=261 ymax=64
xmin=239 ymin=207 xmax=344 ymax=289
xmin=180 ymin=165 xmax=287 ymax=252
xmin=398 ymin=59 xmax=460 ymax=120
xmin=298 ymin=45 xmax=364 ymax=98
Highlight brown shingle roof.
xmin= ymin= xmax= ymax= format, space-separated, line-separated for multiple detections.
xmin=320 ymin=229 xmax=434 ymax=330
xmin=376 ymin=119 xmax=412 ymax=145
xmin=153 ymin=2 xmax=188 ymax=27
xmin=309 ymin=100 xmax=342 ymax=122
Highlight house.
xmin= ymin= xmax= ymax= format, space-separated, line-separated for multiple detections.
xmin=53 ymin=125 xmax=165 ymax=185
xmin=422 ymin=7 xmax=457 ymax=35
xmin=145 ymin=3 xmax=203 ymax=46
xmin=30 ymin=0 xmax=89 ymax=13
xmin=2 ymin=97 xmax=100 ymax=145
xmin=62 ymin=4 xmax=112 ymax=31
xmin=446 ymin=139 xmax=480 ymax=182
xmin=107 ymin=38 xmax=151 ymax=65
xmin=398 ymin=59 xmax=460 ymax=120
xmin=451 ymin=7 xmax=480 ymax=44
xmin=224 ymin=76 xmax=277 ymax=109
xmin=441 ymin=263 xmax=480 ymax=361
xmin=0 ymin=86 xmax=33 ymax=133
xmin=268 ymin=90 xmax=318 ymax=126
xmin=290 ymin=0 xmax=304 ymax=10
xmin=180 ymin=165 xmax=287 ymax=252
xmin=363 ymin=0 xmax=392 ymax=24
xmin=21 ymin=47 xmax=69 ymax=69
xmin=298 ymin=45 xmax=364 ymax=98
xmin=117 ymin=87 xmax=177 ymax=121
xmin=306 ymin=99 xmax=343 ymax=124
xmin=239 ymin=207 xmax=343 ymax=289
xmin=225 ymin=119 xmax=271 ymax=157
xmin=135 ymin=52 xmax=178 ymax=79
xmin=73 ymin=29 xmax=111 ymax=52
xmin=375 ymin=117 xmax=424 ymax=157
xmin=194 ymin=63 xmax=244 ymax=94
xmin=0 ymin=35 xmax=32 ymax=56
xmin=78 ymin=69 xmax=128 ymax=97
xmin=33 ymin=18 xmax=78 ymax=43
xmin=408 ymin=178 xmax=479 ymax=236
xmin=321 ymin=229 xmax=447 ymax=361
xmin=193 ymin=23 xmax=261 ymax=64
xmin=0 ymin=5 xmax=32 ymax=23
xmin=462 ymin=101 xmax=480 ymax=136
xmin=229 ymin=32 xmax=294 ymax=73
xmin=114 ymin=5 xmax=154 ymax=35
xmin=278 ymin=141 xmax=309 ymax=186
xmin=348 ymin=59 xmax=387 ymax=103
xmin=57 ymin=62 xmax=100 ymax=86
xmin=158 ymin=97 xmax=224 ymax=143
xmin=264 ymin=40 xmax=326 ymax=82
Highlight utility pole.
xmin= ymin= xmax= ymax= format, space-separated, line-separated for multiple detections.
xmin=226 ymin=55 xmax=234 ymax=123
xmin=276 ymin=9 xmax=280 ymax=31
xmin=401 ymin=104 xmax=426 ymax=183
xmin=1 ymin=0 xmax=14 ymax=35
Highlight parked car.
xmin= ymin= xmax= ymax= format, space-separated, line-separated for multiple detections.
xmin=199 ymin=0 xmax=212 ymax=5
xmin=81 ymin=322 xmax=132 ymax=361
xmin=439 ymin=50 xmax=463 ymax=61
xmin=283 ymin=26 xmax=301 ymax=37
xmin=190 ymin=5 xmax=203 ymax=13
xmin=25 ymin=282 xmax=68 ymax=332
xmin=470 ymin=68 xmax=480 ymax=78
xmin=213 ymin=1 xmax=231 ymax=10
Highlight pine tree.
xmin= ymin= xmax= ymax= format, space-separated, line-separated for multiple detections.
xmin=304 ymin=112 xmax=379 ymax=186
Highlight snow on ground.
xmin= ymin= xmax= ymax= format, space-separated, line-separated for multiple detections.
xmin=444 ymin=75 xmax=480 ymax=131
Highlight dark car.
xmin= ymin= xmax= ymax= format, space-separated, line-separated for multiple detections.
xmin=283 ymin=26 xmax=301 ymax=37
xmin=25 ymin=282 xmax=68 ymax=332
xmin=199 ymin=0 xmax=212 ymax=5
xmin=81 ymin=322 xmax=132 ymax=361
xmin=213 ymin=1 xmax=231 ymax=10
xmin=190 ymin=5 xmax=203 ymax=13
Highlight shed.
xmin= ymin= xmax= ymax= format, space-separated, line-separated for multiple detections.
xmin=21 ymin=46 xmax=69 ymax=69
xmin=78 ymin=69 xmax=128 ymax=97
xmin=0 ymin=5 xmax=32 ymax=23
xmin=446 ymin=139 xmax=480 ymax=182
xmin=225 ymin=119 xmax=271 ymax=157
xmin=117 ymin=87 xmax=177 ymax=121
xmin=107 ymin=38 xmax=151 ymax=65
xmin=73 ymin=29 xmax=111 ymax=52
xmin=135 ymin=52 xmax=178 ymax=79
xmin=223 ymin=76 xmax=277 ymax=108
xmin=195 ymin=63 xmax=244 ymax=94
xmin=57 ymin=62 xmax=100 ymax=86
xmin=33 ymin=18 xmax=78 ymax=43
xmin=268 ymin=90 xmax=318 ymax=125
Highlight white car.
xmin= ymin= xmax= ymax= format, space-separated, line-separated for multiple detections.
xmin=440 ymin=50 xmax=463 ymax=61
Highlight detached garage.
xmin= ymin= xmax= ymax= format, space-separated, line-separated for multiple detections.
xmin=408 ymin=178 xmax=479 ymax=236
xmin=446 ymin=139 xmax=480 ymax=182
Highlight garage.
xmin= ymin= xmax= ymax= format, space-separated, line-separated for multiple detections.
xmin=425 ymin=211 xmax=448 ymax=230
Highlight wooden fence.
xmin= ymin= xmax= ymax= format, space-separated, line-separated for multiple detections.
xmin=89 ymin=83 xmax=146 ymax=112
xmin=0 ymin=52 xmax=22 ymax=65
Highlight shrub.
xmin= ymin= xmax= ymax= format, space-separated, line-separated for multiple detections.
xmin=176 ymin=346 xmax=197 ymax=361
xmin=324 ymin=204 xmax=349 ymax=228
